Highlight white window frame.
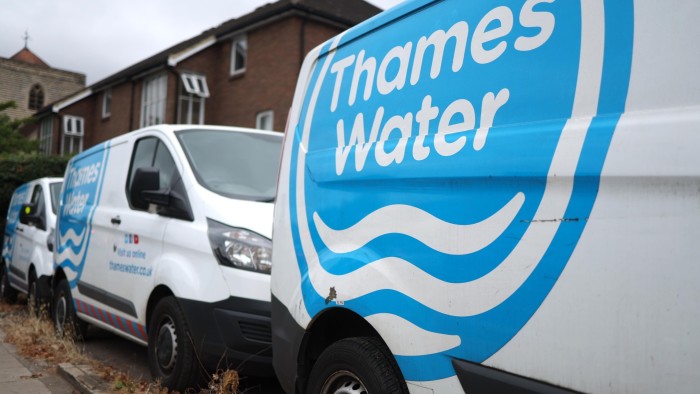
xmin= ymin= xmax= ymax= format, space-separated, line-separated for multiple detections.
xmin=178 ymin=73 xmax=208 ymax=125
xmin=102 ymin=89 xmax=112 ymax=118
xmin=140 ymin=73 xmax=168 ymax=127
xmin=62 ymin=115 xmax=84 ymax=155
xmin=256 ymin=110 xmax=274 ymax=131
xmin=39 ymin=117 xmax=52 ymax=155
xmin=178 ymin=95 xmax=205 ymax=125
xmin=180 ymin=73 xmax=210 ymax=98
xmin=230 ymin=35 xmax=247 ymax=76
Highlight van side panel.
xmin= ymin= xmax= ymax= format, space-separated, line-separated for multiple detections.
xmin=273 ymin=0 xmax=700 ymax=392
xmin=2 ymin=183 xmax=29 ymax=266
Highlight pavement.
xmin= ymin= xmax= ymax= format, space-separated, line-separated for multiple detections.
xmin=0 ymin=328 xmax=109 ymax=394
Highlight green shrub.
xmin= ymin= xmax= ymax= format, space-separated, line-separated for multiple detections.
xmin=0 ymin=154 xmax=70 ymax=234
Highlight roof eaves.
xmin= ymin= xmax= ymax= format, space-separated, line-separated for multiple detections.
xmin=52 ymin=88 xmax=93 ymax=113
xmin=167 ymin=35 xmax=217 ymax=67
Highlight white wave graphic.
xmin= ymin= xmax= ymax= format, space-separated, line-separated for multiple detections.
xmin=365 ymin=313 xmax=460 ymax=356
xmin=313 ymin=193 xmax=524 ymax=255
xmin=60 ymin=227 xmax=86 ymax=247
xmin=57 ymin=227 xmax=89 ymax=272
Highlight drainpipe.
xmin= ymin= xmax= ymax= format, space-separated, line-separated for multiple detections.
xmin=129 ymin=79 xmax=136 ymax=130
xmin=171 ymin=67 xmax=181 ymax=124
xmin=299 ymin=17 xmax=307 ymax=70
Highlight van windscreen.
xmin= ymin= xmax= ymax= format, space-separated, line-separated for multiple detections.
xmin=176 ymin=129 xmax=282 ymax=201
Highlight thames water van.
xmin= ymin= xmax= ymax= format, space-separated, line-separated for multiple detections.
xmin=2 ymin=177 xmax=62 ymax=308
xmin=272 ymin=0 xmax=700 ymax=393
xmin=53 ymin=124 xmax=281 ymax=390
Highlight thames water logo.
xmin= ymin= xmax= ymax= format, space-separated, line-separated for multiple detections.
xmin=289 ymin=0 xmax=633 ymax=382
xmin=56 ymin=144 xmax=109 ymax=288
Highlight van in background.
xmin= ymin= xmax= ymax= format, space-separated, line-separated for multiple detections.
xmin=271 ymin=0 xmax=700 ymax=392
xmin=2 ymin=177 xmax=62 ymax=309
xmin=52 ymin=125 xmax=281 ymax=391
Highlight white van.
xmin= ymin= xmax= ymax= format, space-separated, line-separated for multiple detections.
xmin=272 ymin=0 xmax=700 ymax=393
xmin=52 ymin=124 xmax=281 ymax=390
xmin=2 ymin=177 xmax=62 ymax=308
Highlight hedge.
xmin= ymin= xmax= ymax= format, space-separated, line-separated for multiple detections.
xmin=0 ymin=154 xmax=70 ymax=234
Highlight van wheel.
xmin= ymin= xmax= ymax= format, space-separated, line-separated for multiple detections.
xmin=53 ymin=278 xmax=88 ymax=340
xmin=148 ymin=296 xmax=199 ymax=391
xmin=0 ymin=264 xmax=18 ymax=304
xmin=307 ymin=337 xmax=408 ymax=394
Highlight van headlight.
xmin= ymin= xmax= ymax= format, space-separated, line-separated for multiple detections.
xmin=207 ymin=218 xmax=272 ymax=274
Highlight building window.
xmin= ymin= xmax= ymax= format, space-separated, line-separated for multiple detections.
xmin=102 ymin=89 xmax=112 ymax=118
xmin=256 ymin=110 xmax=274 ymax=131
xmin=140 ymin=73 xmax=167 ymax=127
xmin=178 ymin=73 xmax=209 ymax=124
xmin=39 ymin=118 xmax=52 ymax=155
xmin=28 ymin=84 xmax=44 ymax=110
xmin=230 ymin=36 xmax=247 ymax=76
xmin=62 ymin=115 xmax=84 ymax=155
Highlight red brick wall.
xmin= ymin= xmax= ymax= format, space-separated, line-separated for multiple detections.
xmin=47 ymin=14 xmax=351 ymax=153
xmin=92 ymin=81 xmax=135 ymax=145
xmin=179 ymin=16 xmax=345 ymax=132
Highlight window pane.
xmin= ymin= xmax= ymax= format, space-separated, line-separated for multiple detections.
xmin=128 ymin=137 xmax=157 ymax=191
xmin=231 ymin=37 xmax=247 ymax=73
xmin=153 ymin=141 xmax=177 ymax=188
xmin=49 ymin=182 xmax=62 ymax=214
xmin=141 ymin=74 xmax=167 ymax=127
xmin=31 ymin=186 xmax=42 ymax=205
xmin=192 ymin=98 xmax=202 ymax=124
xmin=179 ymin=97 xmax=190 ymax=124
xmin=177 ymin=129 xmax=282 ymax=201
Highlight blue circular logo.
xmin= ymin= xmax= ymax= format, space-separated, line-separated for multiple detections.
xmin=288 ymin=0 xmax=633 ymax=381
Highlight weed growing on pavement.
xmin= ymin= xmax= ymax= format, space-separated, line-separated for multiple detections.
xmin=0 ymin=299 xmax=242 ymax=393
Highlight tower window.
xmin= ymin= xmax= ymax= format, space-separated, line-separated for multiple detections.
xmin=28 ymin=84 xmax=44 ymax=110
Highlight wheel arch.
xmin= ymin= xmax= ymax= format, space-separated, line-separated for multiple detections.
xmin=52 ymin=267 xmax=67 ymax=290
xmin=298 ymin=307 xmax=390 ymax=391
xmin=146 ymin=284 xmax=174 ymax=329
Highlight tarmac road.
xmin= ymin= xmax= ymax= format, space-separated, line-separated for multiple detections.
xmin=82 ymin=325 xmax=284 ymax=393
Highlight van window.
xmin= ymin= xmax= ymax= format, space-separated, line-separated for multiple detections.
xmin=176 ymin=129 xmax=281 ymax=201
xmin=29 ymin=185 xmax=46 ymax=224
xmin=127 ymin=137 xmax=178 ymax=209
xmin=49 ymin=182 xmax=62 ymax=214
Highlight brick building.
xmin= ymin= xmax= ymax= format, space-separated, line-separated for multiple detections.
xmin=26 ymin=0 xmax=381 ymax=156
xmin=0 ymin=46 xmax=85 ymax=121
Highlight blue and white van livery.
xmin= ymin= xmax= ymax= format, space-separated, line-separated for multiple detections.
xmin=2 ymin=177 xmax=62 ymax=308
xmin=52 ymin=124 xmax=282 ymax=391
xmin=271 ymin=0 xmax=700 ymax=393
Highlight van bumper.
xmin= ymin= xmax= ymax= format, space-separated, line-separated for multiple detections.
xmin=271 ymin=294 xmax=306 ymax=393
xmin=178 ymin=296 xmax=273 ymax=376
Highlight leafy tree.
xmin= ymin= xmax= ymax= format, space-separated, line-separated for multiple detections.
xmin=0 ymin=100 xmax=39 ymax=155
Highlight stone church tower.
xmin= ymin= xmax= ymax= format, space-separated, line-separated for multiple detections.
xmin=0 ymin=45 xmax=85 ymax=120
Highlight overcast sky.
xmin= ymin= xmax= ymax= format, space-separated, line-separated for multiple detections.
xmin=0 ymin=0 xmax=404 ymax=85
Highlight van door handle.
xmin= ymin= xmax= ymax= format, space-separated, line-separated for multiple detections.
xmin=111 ymin=217 xmax=121 ymax=225
xmin=16 ymin=227 xmax=23 ymax=233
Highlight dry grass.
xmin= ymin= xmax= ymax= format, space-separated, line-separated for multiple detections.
xmin=0 ymin=299 xmax=241 ymax=393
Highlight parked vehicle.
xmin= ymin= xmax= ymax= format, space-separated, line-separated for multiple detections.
xmin=52 ymin=125 xmax=282 ymax=390
xmin=271 ymin=0 xmax=700 ymax=392
xmin=2 ymin=177 xmax=62 ymax=309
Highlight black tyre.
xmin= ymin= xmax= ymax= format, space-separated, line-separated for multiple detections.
xmin=27 ymin=271 xmax=40 ymax=316
xmin=308 ymin=337 xmax=408 ymax=394
xmin=53 ymin=278 xmax=88 ymax=340
xmin=147 ymin=296 xmax=199 ymax=391
xmin=0 ymin=264 xmax=18 ymax=303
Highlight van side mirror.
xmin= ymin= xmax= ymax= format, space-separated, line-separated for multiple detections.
xmin=19 ymin=203 xmax=46 ymax=230
xmin=130 ymin=167 xmax=160 ymax=210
